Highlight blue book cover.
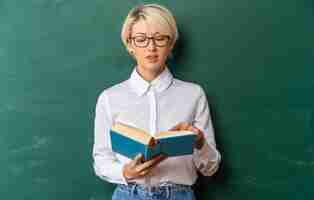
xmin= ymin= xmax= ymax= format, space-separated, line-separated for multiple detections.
xmin=110 ymin=123 xmax=197 ymax=161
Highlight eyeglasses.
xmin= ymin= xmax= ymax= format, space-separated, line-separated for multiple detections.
xmin=128 ymin=34 xmax=171 ymax=48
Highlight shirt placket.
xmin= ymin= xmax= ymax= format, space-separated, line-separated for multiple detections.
xmin=148 ymin=85 xmax=158 ymax=135
xmin=146 ymin=84 xmax=158 ymax=186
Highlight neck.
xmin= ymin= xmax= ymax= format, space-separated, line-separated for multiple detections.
xmin=136 ymin=65 xmax=166 ymax=82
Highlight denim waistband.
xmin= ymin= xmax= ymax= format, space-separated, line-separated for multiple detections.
xmin=116 ymin=181 xmax=192 ymax=198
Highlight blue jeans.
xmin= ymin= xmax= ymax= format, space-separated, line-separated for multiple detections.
xmin=112 ymin=182 xmax=196 ymax=200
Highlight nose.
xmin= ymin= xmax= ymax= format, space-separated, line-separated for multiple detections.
xmin=147 ymin=38 xmax=157 ymax=51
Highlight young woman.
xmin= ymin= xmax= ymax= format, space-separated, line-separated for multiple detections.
xmin=92 ymin=4 xmax=221 ymax=200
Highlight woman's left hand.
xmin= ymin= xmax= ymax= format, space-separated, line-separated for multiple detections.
xmin=169 ymin=122 xmax=205 ymax=150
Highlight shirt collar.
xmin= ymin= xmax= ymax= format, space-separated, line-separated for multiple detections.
xmin=128 ymin=66 xmax=173 ymax=96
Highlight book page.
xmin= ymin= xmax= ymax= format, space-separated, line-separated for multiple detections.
xmin=111 ymin=122 xmax=154 ymax=145
xmin=154 ymin=130 xmax=196 ymax=139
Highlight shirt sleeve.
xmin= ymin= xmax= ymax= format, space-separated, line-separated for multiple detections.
xmin=92 ymin=91 xmax=129 ymax=185
xmin=192 ymin=85 xmax=222 ymax=176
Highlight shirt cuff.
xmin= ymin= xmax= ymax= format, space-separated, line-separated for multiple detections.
xmin=193 ymin=141 xmax=221 ymax=176
xmin=93 ymin=160 xmax=130 ymax=185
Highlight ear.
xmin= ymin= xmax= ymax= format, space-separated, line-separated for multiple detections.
xmin=127 ymin=42 xmax=135 ymax=55
xmin=127 ymin=43 xmax=137 ymax=60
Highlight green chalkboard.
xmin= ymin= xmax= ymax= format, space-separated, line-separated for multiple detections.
xmin=1 ymin=0 xmax=313 ymax=199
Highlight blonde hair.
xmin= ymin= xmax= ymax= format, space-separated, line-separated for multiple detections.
xmin=121 ymin=4 xmax=179 ymax=52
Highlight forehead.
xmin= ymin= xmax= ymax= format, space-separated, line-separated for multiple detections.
xmin=131 ymin=19 xmax=170 ymax=35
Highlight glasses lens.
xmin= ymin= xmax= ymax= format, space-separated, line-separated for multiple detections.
xmin=154 ymin=36 xmax=169 ymax=46
xmin=132 ymin=35 xmax=170 ymax=47
xmin=134 ymin=36 xmax=148 ymax=47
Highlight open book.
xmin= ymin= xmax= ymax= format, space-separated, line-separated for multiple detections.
xmin=110 ymin=122 xmax=197 ymax=161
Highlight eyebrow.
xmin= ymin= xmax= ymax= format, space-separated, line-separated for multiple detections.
xmin=134 ymin=32 xmax=146 ymax=35
xmin=134 ymin=32 xmax=162 ymax=36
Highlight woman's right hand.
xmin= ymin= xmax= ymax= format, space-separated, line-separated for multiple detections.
xmin=123 ymin=154 xmax=166 ymax=181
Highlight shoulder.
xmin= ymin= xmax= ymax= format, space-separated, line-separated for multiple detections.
xmin=172 ymin=78 xmax=205 ymax=98
xmin=96 ymin=79 xmax=130 ymax=103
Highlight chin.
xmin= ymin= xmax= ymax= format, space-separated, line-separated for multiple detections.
xmin=142 ymin=63 xmax=164 ymax=71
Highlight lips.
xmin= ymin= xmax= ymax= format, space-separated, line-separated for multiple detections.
xmin=146 ymin=55 xmax=158 ymax=59
xmin=145 ymin=55 xmax=159 ymax=63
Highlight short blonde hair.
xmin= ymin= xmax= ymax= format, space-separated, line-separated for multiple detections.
xmin=121 ymin=4 xmax=179 ymax=51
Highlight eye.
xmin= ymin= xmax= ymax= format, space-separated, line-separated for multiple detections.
xmin=155 ymin=37 xmax=166 ymax=41
xmin=134 ymin=36 xmax=146 ymax=42
xmin=155 ymin=35 xmax=169 ymax=41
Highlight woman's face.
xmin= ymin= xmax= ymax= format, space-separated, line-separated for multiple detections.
xmin=127 ymin=20 xmax=173 ymax=73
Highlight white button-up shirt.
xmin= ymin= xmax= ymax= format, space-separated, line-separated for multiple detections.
xmin=92 ymin=66 xmax=221 ymax=186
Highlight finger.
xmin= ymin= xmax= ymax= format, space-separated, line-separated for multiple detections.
xmin=136 ymin=155 xmax=165 ymax=172
xmin=156 ymin=154 xmax=168 ymax=163
xmin=195 ymin=128 xmax=204 ymax=139
xmin=182 ymin=122 xmax=192 ymax=130
xmin=174 ymin=122 xmax=189 ymax=131
xmin=194 ymin=126 xmax=202 ymax=134
xmin=138 ymin=168 xmax=151 ymax=177
xmin=153 ymin=154 xmax=167 ymax=161
xmin=169 ymin=123 xmax=181 ymax=131
xmin=151 ymin=154 xmax=167 ymax=163
xmin=170 ymin=122 xmax=187 ymax=131
xmin=151 ymin=138 xmax=158 ymax=146
xmin=195 ymin=132 xmax=205 ymax=144
xmin=136 ymin=153 xmax=144 ymax=163
xmin=187 ymin=125 xmax=195 ymax=132
xmin=131 ymin=154 xmax=143 ymax=166
xmin=190 ymin=126 xmax=201 ymax=135
xmin=136 ymin=161 xmax=157 ymax=176
xmin=190 ymin=128 xmax=201 ymax=139
xmin=135 ymin=156 xmax=167 ymax=178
